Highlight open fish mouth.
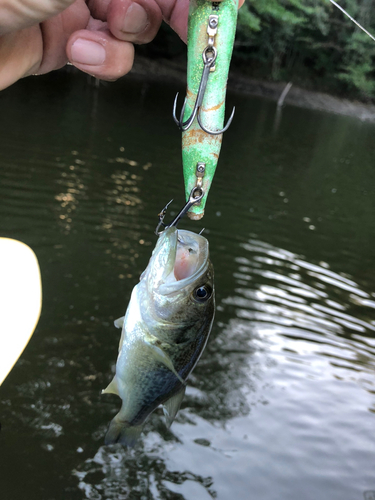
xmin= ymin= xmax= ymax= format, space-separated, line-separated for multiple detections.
xmin=146 ymin=227 xmax=209 ymax=296
xmin=159 ymin=229 xmax=209 ymax=295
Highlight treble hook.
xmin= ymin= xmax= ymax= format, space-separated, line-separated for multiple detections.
xmin=173 ymin=47 xmax=235 ymax=135
xmin=155 ymin=188 xmax=204 ymax=235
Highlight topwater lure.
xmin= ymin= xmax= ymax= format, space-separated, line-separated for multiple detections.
xmin=173 ymin=0 xmax=239 ymax=220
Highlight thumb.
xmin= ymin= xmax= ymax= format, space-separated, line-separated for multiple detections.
xmin=0 ymin=0 xmax=77 ymax=35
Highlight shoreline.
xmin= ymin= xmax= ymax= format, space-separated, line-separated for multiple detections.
xmin=130 ymin=55 xmax=375 ymax=123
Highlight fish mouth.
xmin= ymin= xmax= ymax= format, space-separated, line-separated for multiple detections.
xmin=149 ymin=228 xmax=209 ymax=296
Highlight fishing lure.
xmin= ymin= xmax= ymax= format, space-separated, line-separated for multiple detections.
xmin=174 ymin=0 xmax=239 ymax=220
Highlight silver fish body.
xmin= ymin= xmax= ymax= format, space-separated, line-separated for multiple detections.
xmin=103 ymin=227 xmax=215 ymax=446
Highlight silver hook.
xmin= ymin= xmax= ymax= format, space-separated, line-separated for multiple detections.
xmin=172 ymin=46 xmax=235 ymax=135
xmin=155 ymin=188 xmax=204 ymax=235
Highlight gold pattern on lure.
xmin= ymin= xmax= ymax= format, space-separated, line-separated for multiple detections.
xmin=103 ymin=227 xmax=215 ymax=446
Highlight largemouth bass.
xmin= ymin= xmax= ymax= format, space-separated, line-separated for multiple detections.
xmin=103 ymin=226 xmax=215 ymax=446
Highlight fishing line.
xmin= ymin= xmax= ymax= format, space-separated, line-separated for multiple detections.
xmin=329 ymin=0 xmax=375 ymax=43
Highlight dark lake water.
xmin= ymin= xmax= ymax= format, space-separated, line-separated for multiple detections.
xmin=0 ymin=69 xmax=374 ymax=500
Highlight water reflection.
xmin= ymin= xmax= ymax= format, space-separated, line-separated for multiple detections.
xmin=99 ymin=161 xmax=150 ymax=278
xmin=1 ymin=74 xmax=375 ymax=500
xmin=73 ymin=442 xmax=216 ymax=500
xmin=72 ymin=235 xmax=375 ymax=499
xmin=225 ymin=238 xmax=375 ymax=400
xmin=55 ymin=157 xmax=88 ymax=233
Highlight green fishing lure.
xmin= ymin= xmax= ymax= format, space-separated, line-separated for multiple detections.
xmin=174 ymin=0 xmax=239 ymax=219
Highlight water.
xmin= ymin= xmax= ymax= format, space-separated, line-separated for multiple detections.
xmin=0 ymin=70 xmax=374 ymax=500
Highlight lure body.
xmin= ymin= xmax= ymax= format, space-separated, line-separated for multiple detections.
xmin=182 ymin=0 xmax=238 ymax=219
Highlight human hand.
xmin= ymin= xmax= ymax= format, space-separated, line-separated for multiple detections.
xmin=0 ymin=0 xmax=245 ymax=91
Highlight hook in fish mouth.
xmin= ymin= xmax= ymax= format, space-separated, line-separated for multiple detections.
xmin=155 ymin=188 xmax=204 ymax=236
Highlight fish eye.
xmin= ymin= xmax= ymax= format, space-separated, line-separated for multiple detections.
xmin=193 ymin=285 xmax=212 ymax=303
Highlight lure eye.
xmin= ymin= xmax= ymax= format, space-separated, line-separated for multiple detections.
xmin=193 ymin=285 xmax=212 ymax=303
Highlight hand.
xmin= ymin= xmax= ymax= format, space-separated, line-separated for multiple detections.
xmin=0 ymin=0 xmax=245 ymax=91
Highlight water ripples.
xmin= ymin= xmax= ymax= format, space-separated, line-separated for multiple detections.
xmin=222 ymin=237 xmax=375 ymax=395
xmin=1 ymin=78 xmax=375 ymax=500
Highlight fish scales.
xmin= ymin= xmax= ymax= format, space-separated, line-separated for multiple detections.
xmin=103 ymin=227 xmax=215 ymax=446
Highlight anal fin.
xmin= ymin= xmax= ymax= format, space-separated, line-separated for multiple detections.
xmin=163 ymin=385 xmax=186 ymax=428
xmin=114 ymin=316 xmax=124 ymax=329
xmin=102 ymin=376 xmax=119 ymax=396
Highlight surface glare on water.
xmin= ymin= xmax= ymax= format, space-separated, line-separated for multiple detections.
xmin=0 ymin=72 xmax=374 ymax=500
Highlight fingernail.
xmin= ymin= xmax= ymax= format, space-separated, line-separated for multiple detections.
xmin=71 ymin=39 xmax=106 ymax=66
xmin=122 ymin=3 xmax=148 ymax=34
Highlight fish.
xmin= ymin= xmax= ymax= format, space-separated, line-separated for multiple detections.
xmin=102 ymin=226 xmax=215 ymax=446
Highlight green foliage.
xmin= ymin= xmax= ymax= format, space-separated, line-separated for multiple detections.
xmin=237 ymin=6 xmax=261 ymax=33
xmin=235 ymin=0 xmax=375 ymax=100
xmin=337 ymin=30 xmax=375 ymax=99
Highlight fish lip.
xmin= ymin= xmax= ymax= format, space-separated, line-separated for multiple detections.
xmin=157 ymin=230 xmax=209 ymax=296
xmin=142 ymin=226 xmax=178 ymax=287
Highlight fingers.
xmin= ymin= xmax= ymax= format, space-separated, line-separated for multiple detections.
xmin=0 ymin=26 xmax=42 ymax=90
xmin=68 ymin=0 xmax=245 ymax=80
xmin=105 ymin=0 xmax=245 ymax=45
xmin=66 ymin=25 xmax=135 ymax=80
xmin=156 ymin=0 xmax=190 ymax=42
xmin=162 ymin=0 xmax=245 ymax=43
xmin=107 ymin=0 xmax=162 ymax=44
xmin=166 ymin=0 xmax=245 ymax=42
xmin=0 ymin=0 xmax=246 ymax=90
xmin=0 ymin=1 xmax=89 ymax=90
xmin=37 ymin=0 xmax=90 ymax=74
xmin=212 ymin=0 xmax=245 ymax=2
xmin=87 ymin=0 xmax=245 ymax=47
xmin=0 ymin=0 xmax=77 ymax=35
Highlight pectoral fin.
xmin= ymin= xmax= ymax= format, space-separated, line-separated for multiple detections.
xmin=114 ymin=317 xmax=124 ymax=329
xmin=114 ymin=317 xmax=126 ymax=352
xmin=163 ymin=385 xmax=186 ymax=428
xmin=102 ymin=376 xmax=119 ymax=396
xmin=144 ymin=334 xmax=185 ymax=385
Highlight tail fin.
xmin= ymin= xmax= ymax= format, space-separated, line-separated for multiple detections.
xmin=104 ymin=414 xmax=143 ymax=447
